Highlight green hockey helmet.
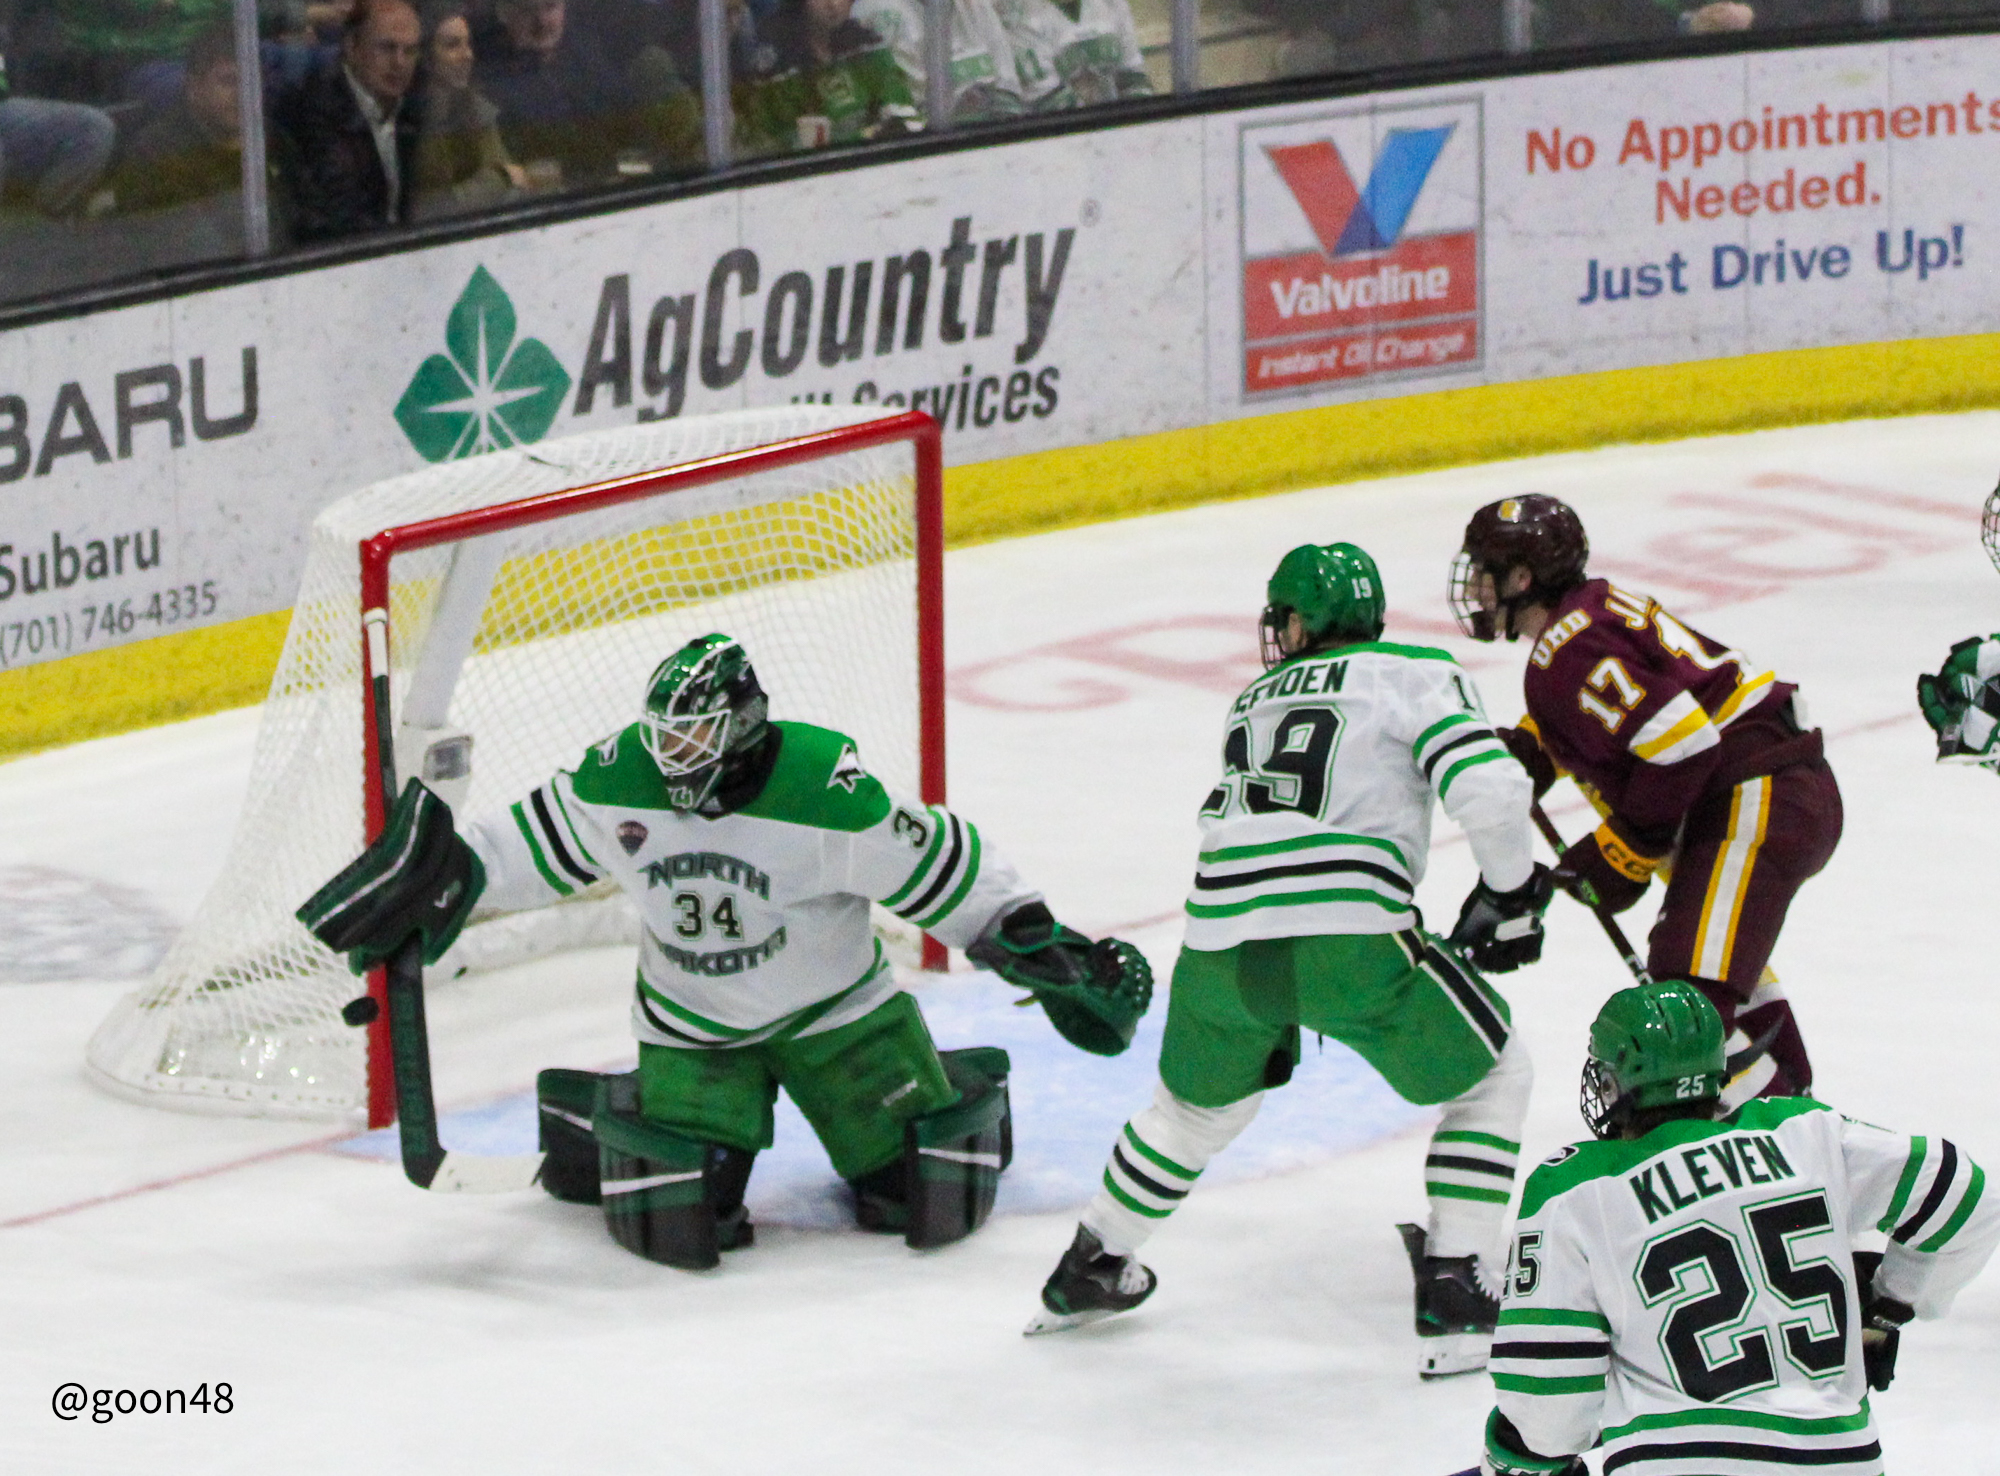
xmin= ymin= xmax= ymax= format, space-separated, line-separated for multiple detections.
xmin=1259 ymin=542 xmax=1386 ymax=668
xmin=1580 ymin=980 xmax=1726 ymax=1139
xmin=640 ymin=634 xmax=769 ymax=810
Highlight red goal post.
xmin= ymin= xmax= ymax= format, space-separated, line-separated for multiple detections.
xmin=86 ymin=406 xmax=946 ymax=1127
xmin=354 ymin=411 xmax=947 ymax=1128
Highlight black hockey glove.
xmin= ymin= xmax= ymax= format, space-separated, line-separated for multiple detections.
xmin=966 ymin=902 xmax=1152 ymax=1057
xmin=1448 ymin=865 xmax=1555 ymax=973
xmin=1496 ymin=724 xmax=1558 ymax=800
xmin=1853 ymin=1250 xmax=1914 ymax=1391
xmin=297 ymin=779 xmax=485 ymax=974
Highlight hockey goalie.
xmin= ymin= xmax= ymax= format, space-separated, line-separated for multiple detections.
xmin=300 ymin=632 xmax=1153 ymax=1268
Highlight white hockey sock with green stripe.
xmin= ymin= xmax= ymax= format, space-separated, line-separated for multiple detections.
xmin=1426 ymin=1033 xmax=1531 ymax=1262
xmin=1081 ymin=1080 xmax=1262 ymax=1258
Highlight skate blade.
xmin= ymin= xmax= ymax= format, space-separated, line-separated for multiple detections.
xmin=1023 ymin=1305 xmax=1126 ymax=1337
xmin=1417 ymin=1332 xmax=1493 ymax=1380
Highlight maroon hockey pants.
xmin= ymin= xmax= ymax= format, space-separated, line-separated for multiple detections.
xmin=1647 ymin=757 xmax=1842 ymax=1098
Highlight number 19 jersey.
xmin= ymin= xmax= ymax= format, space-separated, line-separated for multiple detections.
xmin=1491 ymin=1097 xmax=2000 ymax=1475
xmin=1183 ymin=641 xmax=1532 ymax=951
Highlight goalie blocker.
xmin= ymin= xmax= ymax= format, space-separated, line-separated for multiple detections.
xmin=538 ymin=1048 xmax=1014 ymax=1269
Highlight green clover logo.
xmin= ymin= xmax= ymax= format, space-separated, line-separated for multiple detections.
xmin=394 ymin=267 xmax=573 ymax=462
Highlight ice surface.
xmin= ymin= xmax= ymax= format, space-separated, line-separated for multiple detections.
xmin=4 ymin=413 xmax=1998 ymax=1474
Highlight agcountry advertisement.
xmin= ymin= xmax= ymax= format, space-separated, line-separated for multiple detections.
xmin=3 ymin=31 xmax=1998 ymax=671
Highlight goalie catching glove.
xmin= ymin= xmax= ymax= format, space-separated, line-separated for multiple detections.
xmin=1917 ymin=634 xmax=2000 ymax=769
xmin=966 ymin=902 xmax=1152 ymax=1056
xmin=296 ymin=778 xmax=485 ymax=973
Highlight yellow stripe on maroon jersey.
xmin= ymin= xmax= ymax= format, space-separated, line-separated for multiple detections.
xmin=1692 ymin=776 xmax=1772 ymax=979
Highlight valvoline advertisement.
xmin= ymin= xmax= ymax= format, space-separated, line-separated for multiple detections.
xmin=1238 ymin=98 xmax=1483 ymax=398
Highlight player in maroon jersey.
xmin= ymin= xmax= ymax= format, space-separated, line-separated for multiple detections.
xmin=1447 ymin=495 xmax=1838 ymax=1103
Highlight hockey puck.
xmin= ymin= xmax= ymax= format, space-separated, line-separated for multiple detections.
xmin=341 ymin=995 xmax=381 ymax=1027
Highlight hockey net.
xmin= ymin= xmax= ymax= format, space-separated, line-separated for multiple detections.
xmin=87 ymin=405 xmax=943 ymax=1123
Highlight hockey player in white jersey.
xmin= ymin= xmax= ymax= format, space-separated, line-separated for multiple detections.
xmin=301 ymin=633 xmax=1151 ymax=1269
xmin=1026 ymin=542 xmax=1552 ymax=1377
xmin=1474 ymin=980 xmax=2000 ymax=1476
xmin=1916 ymin=480 xmax=2000 ymax=773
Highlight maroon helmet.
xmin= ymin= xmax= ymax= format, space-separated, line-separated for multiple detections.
xmin=1448 ymin=495 xmax=1589 ymax=641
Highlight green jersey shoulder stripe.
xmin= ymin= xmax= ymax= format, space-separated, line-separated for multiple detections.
xmin=880 ymin=804 xmax=950 ymax=909
xmin=1878 ymin=1135 xmax=1929 ymax=1234
xmin=510 ymin=798 xmax=574 ymax=896
xmin=1413 ymin=711 xmax=1476 ymax=754
xmin=1438 ymin=746 xmax=1509 ymax=799
xmin=912 ymin=820 xmax=983 ymax=929
xmin=891 ymin=811 xmax=971 ymax=924
xmin=1918 ymin=1159 xmax=1985 ymax=1253
xmin=1437 ymin=1130 xmax=1521 ymax=1154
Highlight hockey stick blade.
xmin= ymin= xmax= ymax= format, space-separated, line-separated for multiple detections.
xmin=1529 ymin=801 xmax=1652 ymax=986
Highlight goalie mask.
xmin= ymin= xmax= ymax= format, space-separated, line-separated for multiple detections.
xmin=1580 ymin=980 xmax=1725 ymax=1140
xmin=1259 ymin=542 xmax=1386 ymax=668
xmin=1448 ymin=495 xmax=1589 ymax=642
xmin=640 ymin=634 xmax=769 ymax=811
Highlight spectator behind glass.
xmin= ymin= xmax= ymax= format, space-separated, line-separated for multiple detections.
xmin=8 ymin=0 xmax=230 ymax=105
xmin=1244 ymin=0 xmax=1504 ymax=80
xmin=735 ymin=0 xmax=918 ymax=156
xmin=271 ymin=0 xmax=423 ymax=240
xmin=0 ymin=9 xmax=116 ymax=215
xmin=989 ymin=0 xmax=1149 ymax=113
xmin=1535 ymin=0 xmax=1753 ymax=48
xmin=112 ymin=22 xmax=245 ymax=211
xmin=412 ymin=3 xmax=528 ymax=217
xmin=848 ymin=0 xmax=1022 ymax=126
xmin=474 ymin=0 xmax=659 ymax=189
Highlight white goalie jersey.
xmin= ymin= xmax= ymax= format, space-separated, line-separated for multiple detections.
xmin=1491 ymin=1097 xmax=2000 ymax=1475
xmin=463 ymin=720 xmax=1036 ymax=1048
xmin=1184 ymin=641 xmax=1533 ymax=950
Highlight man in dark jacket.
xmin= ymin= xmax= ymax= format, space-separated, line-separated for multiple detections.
xmin=272 ymin=0 xmax=423 ymax=241
xmin=474 ymin=0 xmax=645 ymax=188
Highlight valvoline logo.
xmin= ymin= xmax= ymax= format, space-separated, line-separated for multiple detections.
xmin=1240 ymin=102 xmax=1484 ymax=397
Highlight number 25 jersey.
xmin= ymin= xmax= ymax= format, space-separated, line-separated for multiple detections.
xmin=1183 ymin=641 xmax=1532 ymax=950
xmin=1492 ymin=1098 xmax=2000 ymax=1474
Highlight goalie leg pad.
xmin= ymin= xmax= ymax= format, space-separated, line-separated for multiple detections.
xmin=591 ymin=1075 xmax=757 ymax=1270
xmin=902 ymin=1046 xmax=1012 ymax=1250
xmin=537 ymin=1067 xmax=609 ymax=1205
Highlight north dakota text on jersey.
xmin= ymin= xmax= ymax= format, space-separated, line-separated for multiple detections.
xmin=641 ymin=852 xmax=773 ymax=900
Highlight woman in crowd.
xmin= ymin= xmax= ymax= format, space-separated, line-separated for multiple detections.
xmin=412 ymin=1 xmax=526 ymax=218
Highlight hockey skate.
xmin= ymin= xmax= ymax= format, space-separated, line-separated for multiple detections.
xmin=1023 ymin=1226 xmax=1157 ymax=1336
xmin=1397 ymin=1223 xmax=1498 ymax=1379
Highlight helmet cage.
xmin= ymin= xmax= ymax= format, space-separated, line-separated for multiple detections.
xmin=1446 ymin=549 xmax=1501 ymax=642
xmin=640 ymin=707 xmax=735 ymax=778
xmin=1580 ymin=1057 xmax=1624 ymax=1140
xmin=1983 ymin=479 xmax=2000 ymax=577
xmin=1258 ymin=604 xmax=1293 ymax=669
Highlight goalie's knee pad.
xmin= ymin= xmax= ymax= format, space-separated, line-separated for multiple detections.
xmin=590 ymin=1074 xmax=757 ymax=1271
xmin=904 ymin=1046 xmax=1012 ymax=1250
xmin=537 ymin=1068 xmax=609 ymax=1205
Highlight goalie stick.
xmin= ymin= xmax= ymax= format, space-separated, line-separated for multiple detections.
xmin=363 ymin=606 xmax=545 ymax=1194
xmin=1529 ymin=801 xmax=1651 ymax=987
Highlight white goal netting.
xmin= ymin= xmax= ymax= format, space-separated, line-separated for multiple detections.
xmin=87 ymin=406 xmax=932 ymax=1120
